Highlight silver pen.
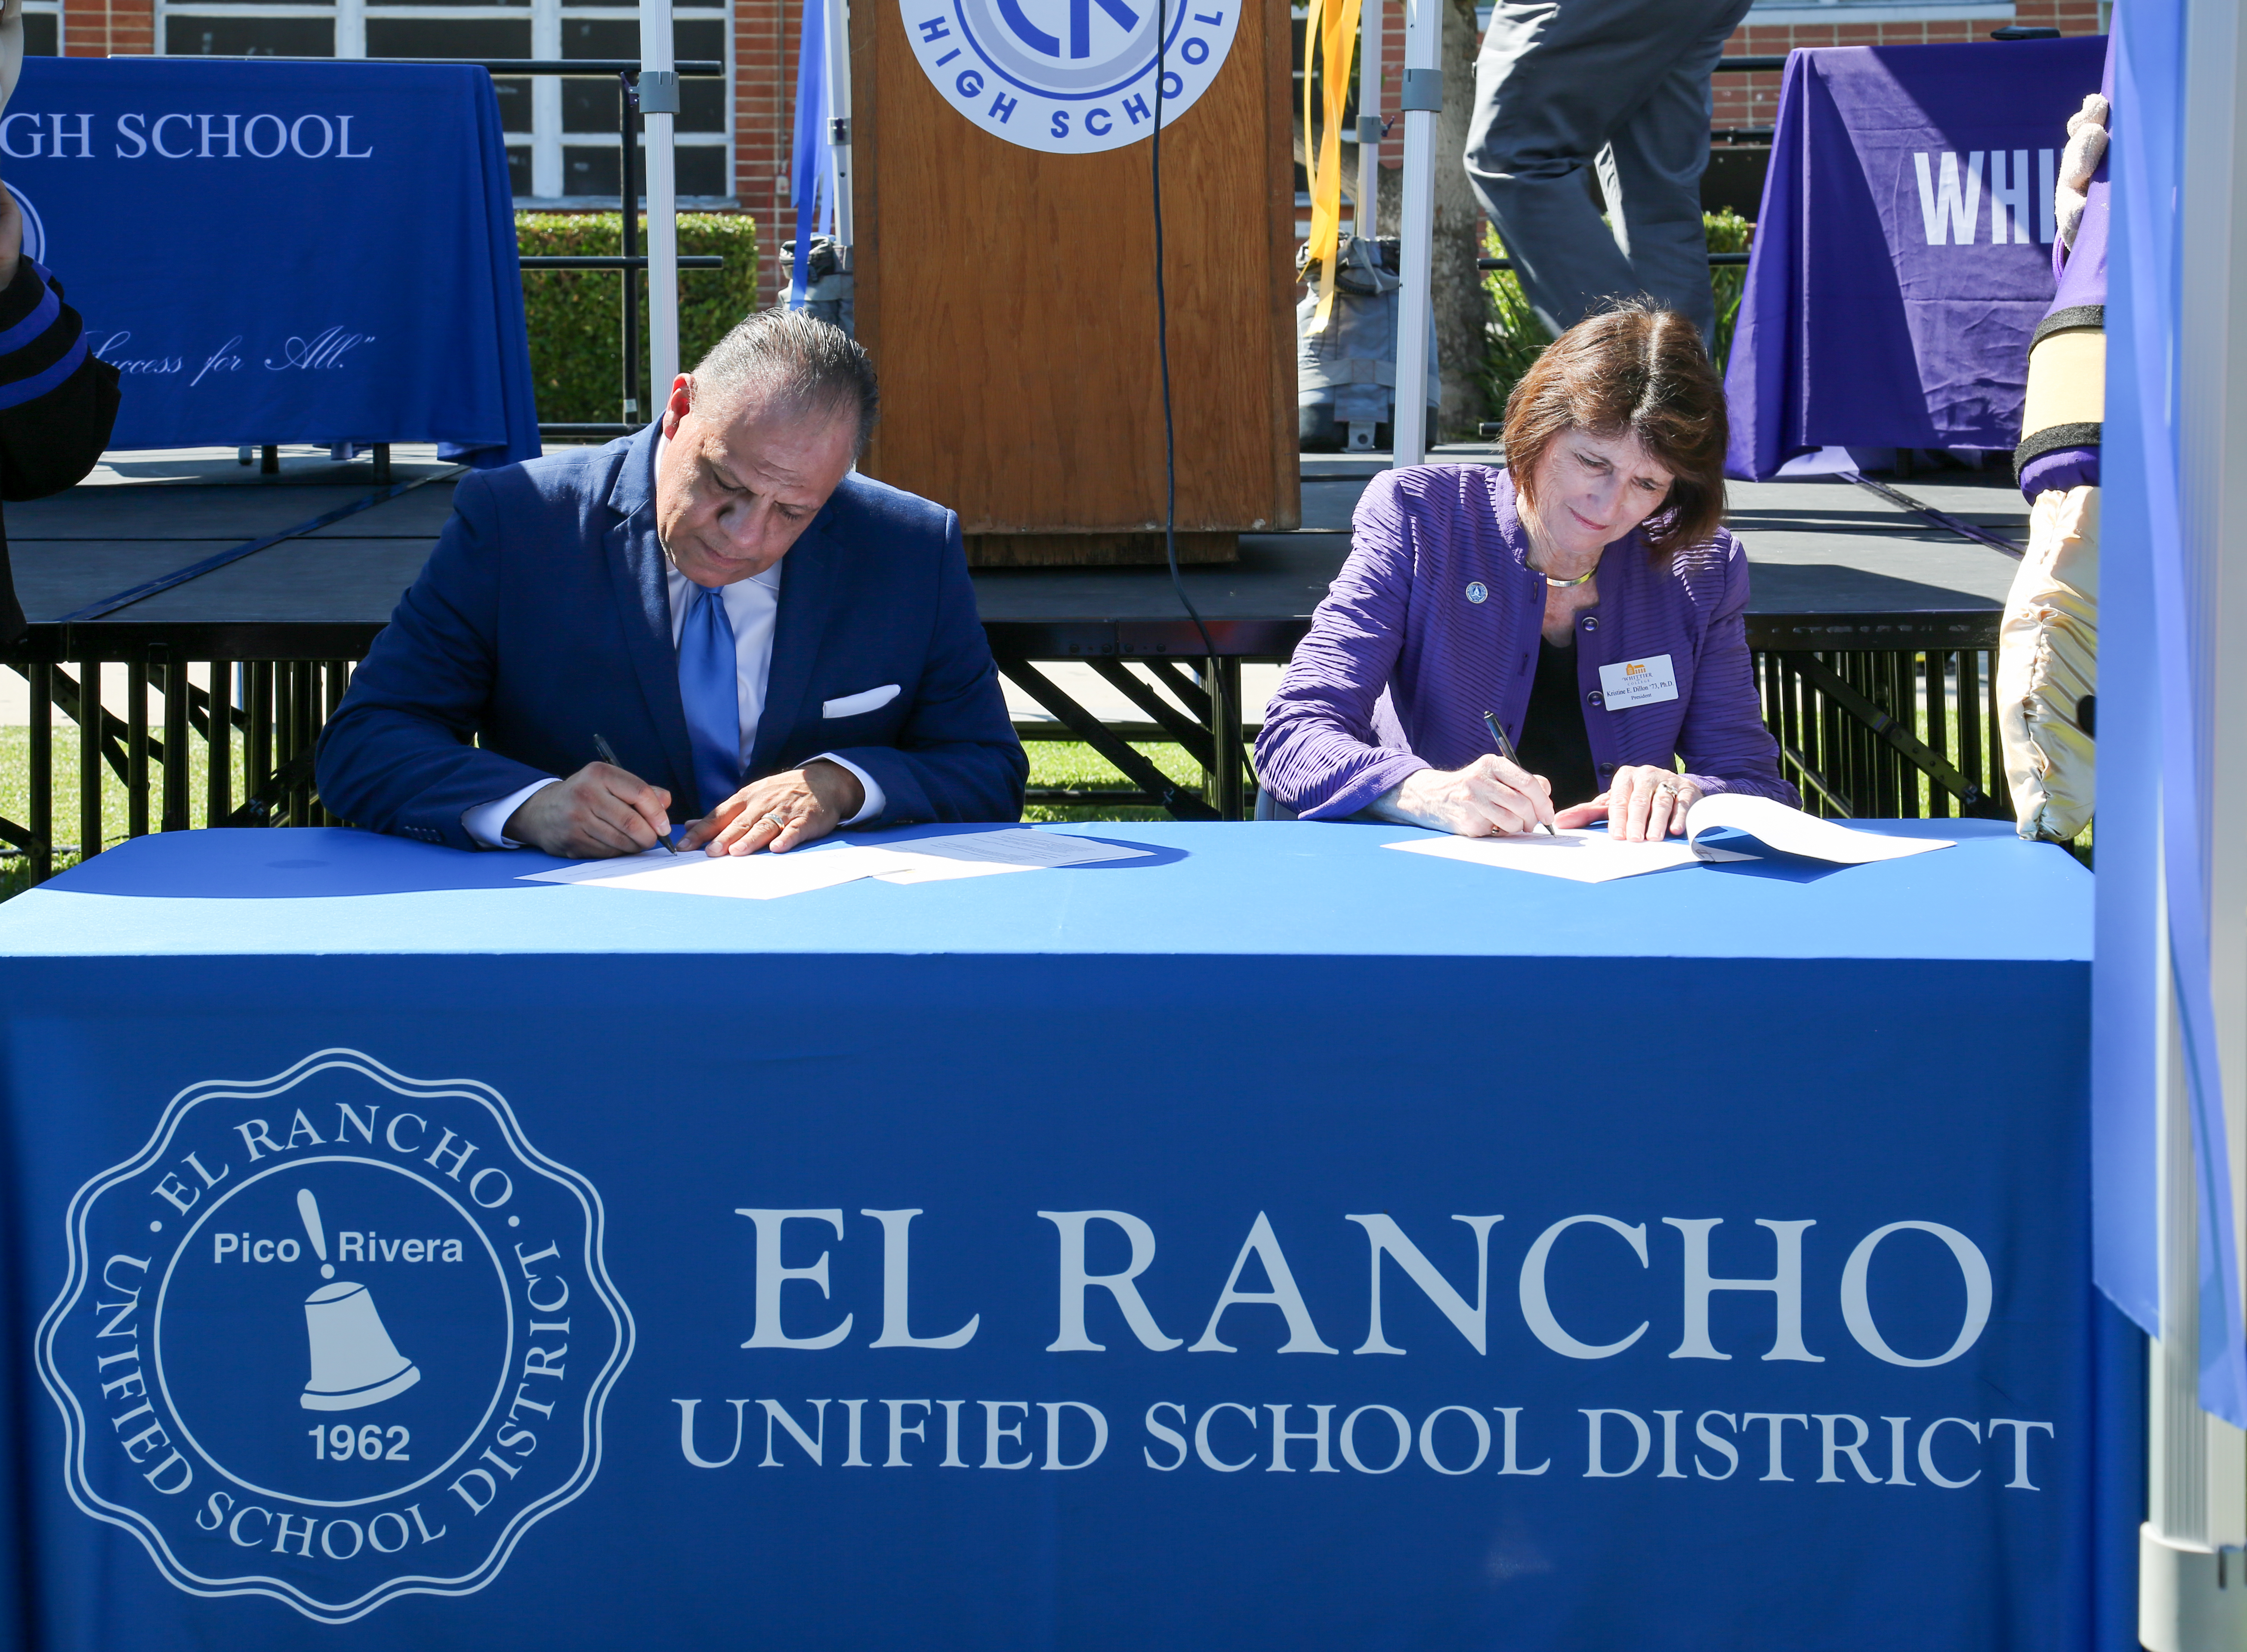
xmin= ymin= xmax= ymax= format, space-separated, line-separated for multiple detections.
xmin=1481 ymin=709 xmax=1558 ymax=836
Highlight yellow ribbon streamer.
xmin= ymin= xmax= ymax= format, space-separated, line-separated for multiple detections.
xmin=1302 ymin=0 xmax=1361 ymax=335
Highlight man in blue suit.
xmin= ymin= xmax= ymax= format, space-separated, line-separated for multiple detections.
xmin=317 ymin=310 xmax=1026 ymax=857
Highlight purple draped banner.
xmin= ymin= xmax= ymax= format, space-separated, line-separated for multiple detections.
xmin=1724 ymin=36 xmax=2106 ymax=480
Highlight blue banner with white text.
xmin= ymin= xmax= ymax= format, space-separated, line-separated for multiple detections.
xmin=3 ymin=57 xmax=537 ymax=464
xmin=0 ymin=951 xmax=2136 ymax=1649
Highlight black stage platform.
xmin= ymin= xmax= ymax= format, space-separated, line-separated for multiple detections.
xmin=0 ymin=444 xmax=2031 ymax=842
xmin=7 ymin=447 xmax=2025 ymax=661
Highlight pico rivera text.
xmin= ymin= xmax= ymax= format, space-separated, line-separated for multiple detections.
xmin=211 ymin=1232 xmax=468 ymax=1265
xmin=83 ymin=1234 xmax=574 ymax=1519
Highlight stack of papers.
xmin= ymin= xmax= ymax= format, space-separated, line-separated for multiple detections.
xmin=519 ymin=829 xmax=1151 ymax=900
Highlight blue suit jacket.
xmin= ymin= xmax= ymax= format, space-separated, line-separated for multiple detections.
xmin=316 ymin=426 xmax=1026 ymax=848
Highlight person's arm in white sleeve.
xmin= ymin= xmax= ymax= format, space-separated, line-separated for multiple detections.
xmin=812 ymin=753 xmax=886 ymax=825
xmin=462 ymin=777 xmax=561 ymax=849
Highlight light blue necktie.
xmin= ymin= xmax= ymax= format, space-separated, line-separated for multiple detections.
xmin=678 ymin=583 xmax=742 ymax=815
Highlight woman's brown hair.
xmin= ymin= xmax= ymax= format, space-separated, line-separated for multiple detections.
xmin=1500 ymin=300 xmax=1728 ymax=560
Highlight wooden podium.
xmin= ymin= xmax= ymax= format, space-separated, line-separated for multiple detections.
xmin=850 ymin=0 xmax=1299 ymax=564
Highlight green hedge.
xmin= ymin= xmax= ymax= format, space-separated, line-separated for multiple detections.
xmin=1481 ymin=209 xmax=1754 ymax=420
xmin=516 ymin=213 xmax=760 ymax=425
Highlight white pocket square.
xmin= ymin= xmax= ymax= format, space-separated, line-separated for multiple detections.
xmin=822 ymin=684 xmax=901 ymax=718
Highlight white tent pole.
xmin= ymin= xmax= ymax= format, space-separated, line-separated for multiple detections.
xmin=2143 ymin=0 xmax=2247 ymax=1647
xmin=639 ymin=0 xmax=681 ymax=394
xmin=1355 ymin=0 xmax=1380 ymax=238
xmin=1389 ymin=0 xmax=1437 ymax=466
xmin=822 ymin=0 xmax=854 ymax=249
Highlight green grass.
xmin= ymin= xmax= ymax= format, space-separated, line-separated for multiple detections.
xmin=1022 ymin=740 xmax=1206 ymax=823
xmin=0 ymin=723 xmax=251 ymax=897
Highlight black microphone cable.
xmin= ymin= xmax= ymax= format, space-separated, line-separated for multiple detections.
xmin=1150 ymin=0 xmax=1222 ymax=739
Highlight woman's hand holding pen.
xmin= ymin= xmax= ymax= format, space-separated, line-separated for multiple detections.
xmin=1556 ymin=765 xmax=1702 ymax=840
xmin=1375 ymin=756 xmax=1555 ymax=837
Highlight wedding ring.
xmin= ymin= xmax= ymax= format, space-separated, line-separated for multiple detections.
xmin=761 ymin=811 xmax=788 ymax=829
xmin=1655 ymin=783 xmax=1678 ymax=798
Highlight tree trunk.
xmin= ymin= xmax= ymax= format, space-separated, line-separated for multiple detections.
xmin=1431 ymin=0 xmax=1488 ymax=441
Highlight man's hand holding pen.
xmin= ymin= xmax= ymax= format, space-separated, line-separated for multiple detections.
xmin=503 ymin=764 xmax=674 ymax=858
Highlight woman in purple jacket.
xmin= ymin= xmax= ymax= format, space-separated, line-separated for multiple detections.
xmin=1256 ymin=302 xmax=1796 ymax=840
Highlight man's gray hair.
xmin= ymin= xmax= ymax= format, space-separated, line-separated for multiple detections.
xmin=688 ymin=308 xmax=880 ymax=453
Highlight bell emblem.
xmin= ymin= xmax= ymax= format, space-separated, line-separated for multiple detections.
xmin=294 ymin=1189 xmax=421 ymax=1412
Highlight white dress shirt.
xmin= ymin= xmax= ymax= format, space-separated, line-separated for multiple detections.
xmin=462 ymin=434 xmax=885 ymax=847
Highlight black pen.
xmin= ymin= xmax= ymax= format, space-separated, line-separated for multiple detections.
xmin=593 ymin=732 xmax=677 ymax=852
xmin=1481 ymin=709 xmax=1558 ymax=836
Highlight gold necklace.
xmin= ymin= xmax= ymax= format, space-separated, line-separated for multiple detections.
xmin=1523 ymin=507 xmax=1598 ymax=589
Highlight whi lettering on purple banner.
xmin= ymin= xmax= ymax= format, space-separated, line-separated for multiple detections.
xmin=1912 ymin=148 xmax=2058 ymax=246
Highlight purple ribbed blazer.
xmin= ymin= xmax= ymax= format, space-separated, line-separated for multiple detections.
xmin=1254 ymin=465 xmax=1798 ymax=820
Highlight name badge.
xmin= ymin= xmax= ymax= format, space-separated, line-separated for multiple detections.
xmin=1597 ymin=653 xmax=1680 ymax=709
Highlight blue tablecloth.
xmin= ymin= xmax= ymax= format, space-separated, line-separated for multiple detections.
xmin=7 ymin=59 xmax=537 ymax=465
xmin=1725 ymin=37 xmax=2106 ymax=479
xmin=0 ymin=822 xmax=2138 ymax=1649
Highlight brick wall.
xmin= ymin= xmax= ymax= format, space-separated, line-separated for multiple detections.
xmin=1716 ymin=1 xmax=2106 ymax=135
xmin=64 ymin=0 xmax=156 ymax=57
xmin=735 ymin=0 xmax=797 ymax=302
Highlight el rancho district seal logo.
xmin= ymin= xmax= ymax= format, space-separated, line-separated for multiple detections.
xmin=900 ymin=0 xmax=1240 ymax=154
xmin=37 ymin=1050 xmax=631 ymax=1623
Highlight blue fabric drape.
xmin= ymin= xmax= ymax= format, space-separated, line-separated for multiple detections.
xmin=787 ymin=0 xmax=830 ymax=309
xmin=10 ymin=59 xmax=538 ymax=467
xmin=2095 ymin=0 xmax=2247 ymax=1425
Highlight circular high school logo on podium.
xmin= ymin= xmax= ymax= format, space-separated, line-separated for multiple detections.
xmin=898 ymin=0 xmax=1240 ymax=154
xmin=37 ymin=1050 xmax=632 ymax=1624
xmin=9 ymin=184 xmax=45 ymax=265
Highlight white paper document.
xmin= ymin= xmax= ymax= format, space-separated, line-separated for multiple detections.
xmin=521 ymin=842 xmax=926 ymax=899
xmin=872 ymin=859 xmax=1034 ymax=885
xmin=518 ymin=844 xmax=683 ymax=884
xmin=879 ymin=829 xmax=1154 ymax=870
xmin=1386 ymin=830 xmax=1717 ymax=884
xmin=1680 ymin=794 xmax=1952 ymax=863
xmin=1383 ymin=795 xmax=1951 ymax=884
xmin=518 ymin=829 xmax=1154 ymax=900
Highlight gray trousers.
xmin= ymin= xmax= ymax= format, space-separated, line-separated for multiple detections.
xmin=1465 ymin=0 xmax=1753 ymax=346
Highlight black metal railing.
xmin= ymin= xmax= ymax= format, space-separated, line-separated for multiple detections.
xmin=0 ymin=640 xmax=2015 ymax=883
xmin=0 ymin=656 xmax=346 ymax=883
xmin=1758 ymin=648 xmax=2011 ymax=822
